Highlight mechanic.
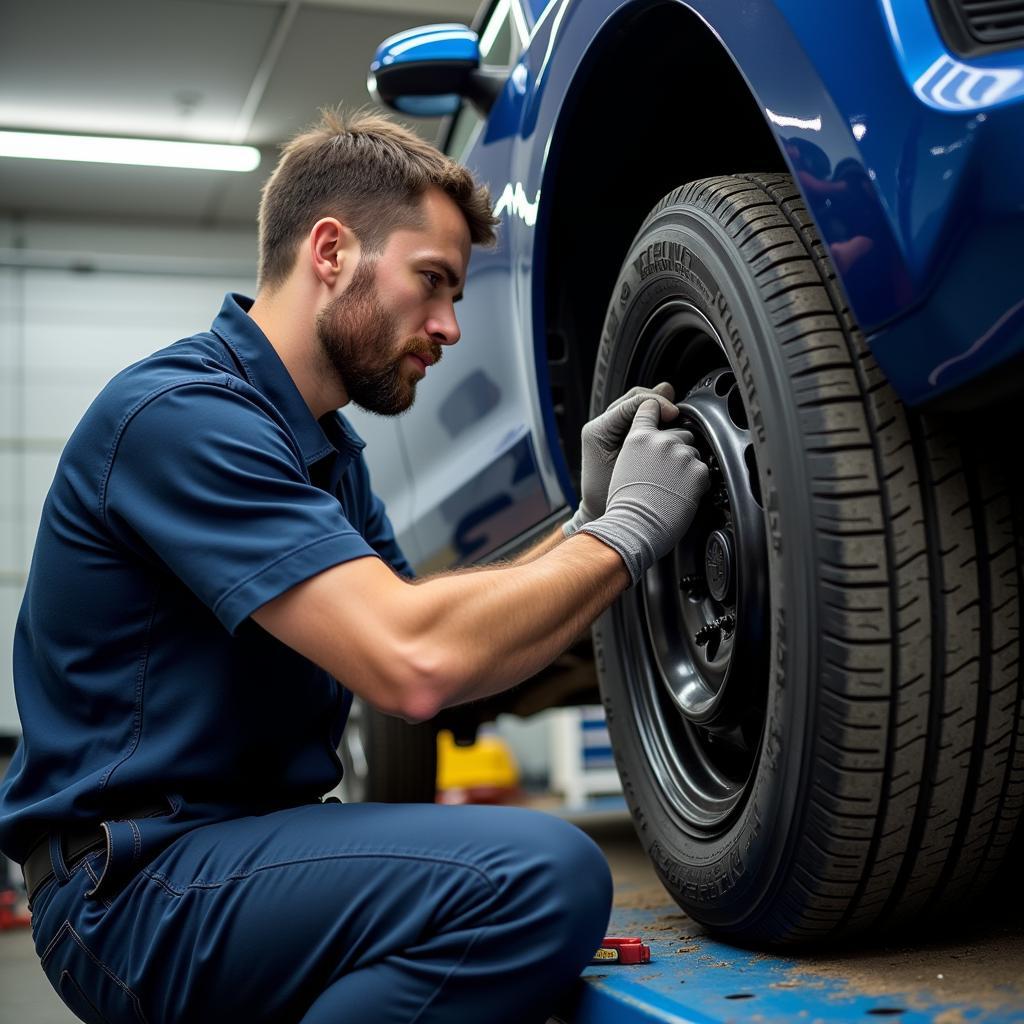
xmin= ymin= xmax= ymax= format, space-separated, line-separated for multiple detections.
xmin=0 ymin=109 xmax=708 ymax=1024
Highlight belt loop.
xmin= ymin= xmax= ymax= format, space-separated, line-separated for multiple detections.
xmin=48 ymin=834 xmax=71 ymax=886
xmin=86 ymin=821 xmax=131 ymax=901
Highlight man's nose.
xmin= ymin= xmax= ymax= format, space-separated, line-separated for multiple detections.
xmin=427 ymin=308 xmax=461 ymax=346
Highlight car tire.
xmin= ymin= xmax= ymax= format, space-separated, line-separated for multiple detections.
xmin=591 ymin=173 xmax=1024 ymax=944
xmin=338 ymin=699 xmax=437 ymax=803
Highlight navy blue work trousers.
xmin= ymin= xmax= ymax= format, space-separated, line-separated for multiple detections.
xmin=29 ymin=802 xmax=613 ymax=1023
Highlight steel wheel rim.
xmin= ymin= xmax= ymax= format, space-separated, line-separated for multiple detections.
xmin=620 ymin=301 xmax=770 ymax=832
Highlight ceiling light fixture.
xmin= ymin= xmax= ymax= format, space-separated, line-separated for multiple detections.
xmin=0 ymin=130 xmax=260 ymax=172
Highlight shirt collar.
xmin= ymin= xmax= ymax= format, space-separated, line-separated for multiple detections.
xmin=210 ymin=293 xmax=365 ymax=469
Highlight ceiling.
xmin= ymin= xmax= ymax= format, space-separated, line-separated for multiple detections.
xmin=0 ymin=0 xmax=481 ymax=228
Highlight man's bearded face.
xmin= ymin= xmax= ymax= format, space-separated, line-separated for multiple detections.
xmin=316 ymin=259 xmax=442 ymax=416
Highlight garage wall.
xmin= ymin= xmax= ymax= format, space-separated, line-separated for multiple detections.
xmin=0 ymin=216 xmax=258 ymax=736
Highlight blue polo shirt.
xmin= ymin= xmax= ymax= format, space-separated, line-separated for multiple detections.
xmin=0 ymin=293 xmax=411 ymax=883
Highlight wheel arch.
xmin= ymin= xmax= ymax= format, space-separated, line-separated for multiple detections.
xmin=535 ymin=1 xmax=787 ymax=499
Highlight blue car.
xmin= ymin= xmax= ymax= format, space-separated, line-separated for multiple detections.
xmin=360 ymin=0 xmax=1024 ymax=944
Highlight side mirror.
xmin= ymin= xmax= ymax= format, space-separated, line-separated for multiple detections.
xmin=367 ymin=23 xmax=503 ymax=118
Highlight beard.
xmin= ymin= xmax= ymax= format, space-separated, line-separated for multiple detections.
xmin=316 ymin=259 xmax=442 ymax=416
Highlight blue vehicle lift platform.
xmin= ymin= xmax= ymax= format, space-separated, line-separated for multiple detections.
xmin=552 ymin=882 xmax=1023 ymax=1024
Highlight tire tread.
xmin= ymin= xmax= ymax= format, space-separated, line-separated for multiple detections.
xmin=679 ymin=174 xmax=1022 ymax=941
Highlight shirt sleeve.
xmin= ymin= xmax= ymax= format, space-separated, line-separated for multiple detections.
xmin=102 ymin=380 xmax=379 ymax=633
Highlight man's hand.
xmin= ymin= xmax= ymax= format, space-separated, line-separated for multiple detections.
xmin=564 ymin=383 xmax=679 ymax=537
xmin=579 ymin=398 xmax=709 ymax=584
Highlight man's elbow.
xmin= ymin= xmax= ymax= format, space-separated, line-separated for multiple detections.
xmin=377 ymin=642 xmax=459 ymax=724
xmin=395 ymin=698 xmax=440 ymax=726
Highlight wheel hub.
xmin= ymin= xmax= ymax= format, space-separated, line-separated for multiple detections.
xmin=642 ymin=366 xmax=769 ymax=732
xmin=704 ymin=529 xmax=733 ymax=602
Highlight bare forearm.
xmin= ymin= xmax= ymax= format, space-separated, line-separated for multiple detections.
xmin=406 ymin=532 xmax=628 ymax=711
xmin=253 ymin=528 xmax=628 ymax=723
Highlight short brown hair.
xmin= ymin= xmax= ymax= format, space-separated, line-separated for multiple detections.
xmin=257 ymin=107 xmax=498 ymax=289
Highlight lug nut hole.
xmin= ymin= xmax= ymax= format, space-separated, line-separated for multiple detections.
xmin=744 ymin=444 xmax=762 ymax=508
xmin=727 ymin=387 xmax=749 ymax=430
xmin=714 ymin=371 xmax=736 ymax=397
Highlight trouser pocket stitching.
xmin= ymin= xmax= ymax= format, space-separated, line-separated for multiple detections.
xmin=40 ymin=919 xmax=72 ymax=965
xmin=59 ymin=969 xmax=109 ymax=1024
xmin=42 ymin=920 xmax=150 ymax=1024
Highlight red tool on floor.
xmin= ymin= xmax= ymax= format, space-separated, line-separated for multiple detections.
xmin=0 ymin=889 xmax=30 ymax=931
xmin=591 ymin=936 xmax=651 ymax=965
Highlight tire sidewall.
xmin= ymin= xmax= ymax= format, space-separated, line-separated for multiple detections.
xmin=592 ymin=195 xmax=818 ymax=932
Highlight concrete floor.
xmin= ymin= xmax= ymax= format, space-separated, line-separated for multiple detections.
xmin=2 ymin=808 xmax=1022 ymax=1022
xmin=1 ymin=907 xmax=76 ymax=1023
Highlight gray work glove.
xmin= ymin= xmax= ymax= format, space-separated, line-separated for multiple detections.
xmin=579 ymin=399 xmax=709 ymax=584
xmin=563 ymin=383 xmax=679 ymax=538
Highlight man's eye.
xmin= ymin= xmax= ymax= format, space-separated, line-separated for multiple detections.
xmin=423 ymin=271 xmax=441 ymax=289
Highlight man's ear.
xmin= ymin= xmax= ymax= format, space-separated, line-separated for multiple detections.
xmin=309 ymin=218 xmax=360 ymax=287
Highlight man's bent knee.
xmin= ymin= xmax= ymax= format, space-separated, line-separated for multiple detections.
xmin=491 ymin=811 xmax=612 ymax=967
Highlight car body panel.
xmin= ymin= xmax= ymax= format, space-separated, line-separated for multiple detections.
xmin=520 ymin=0 xmax=1024 ymax=404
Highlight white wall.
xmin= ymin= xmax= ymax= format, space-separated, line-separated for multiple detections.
xmin=0 ymin=216 xmax=258 ymax=735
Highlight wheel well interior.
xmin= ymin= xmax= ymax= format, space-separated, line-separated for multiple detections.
xmin=542 ymin=1 xmax=785 ymax=497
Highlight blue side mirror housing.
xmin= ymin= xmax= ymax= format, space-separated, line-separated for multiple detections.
xmin=368 ymin=23 xmax=502 ymax=118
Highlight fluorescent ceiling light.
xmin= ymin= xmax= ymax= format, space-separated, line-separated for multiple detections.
xmin=0 ymin=130 xmax=260 ymax=172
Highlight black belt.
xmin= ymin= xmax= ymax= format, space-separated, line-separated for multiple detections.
xmin=23 ymin=827 xmax=106 ymax=903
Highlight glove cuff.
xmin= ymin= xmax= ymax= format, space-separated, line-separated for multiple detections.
xmin=578 ymin=510 xmax=655 ymax=586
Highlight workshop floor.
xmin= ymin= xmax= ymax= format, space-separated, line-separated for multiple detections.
xmin=575 ymin=812 xmax=1024 ymax=1021
xmin=2 ymin=808 xmax=1022 ymax=1023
